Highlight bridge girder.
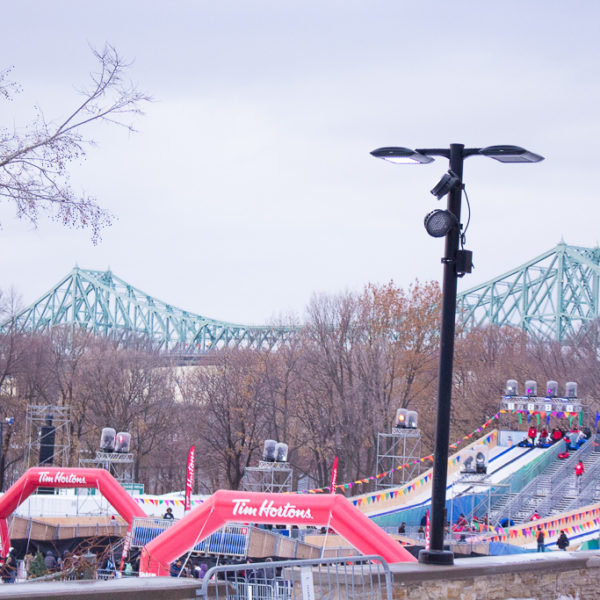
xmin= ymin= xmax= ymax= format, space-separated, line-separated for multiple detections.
xmin=457 ymin=242 xmax=600 ymax=340
xmin=3 ymin=243 xmax=599 ymax=350
xmin=2 ymin=267 xmax=293 ymax=353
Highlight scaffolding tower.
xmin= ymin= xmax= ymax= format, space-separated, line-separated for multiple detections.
xmin=242 ymin=461 xmax=293 ymax=493
xmin=376 ymin=428 xmax=422 ymax=490
xmin=79 ymin=451 xmax=134 ymax=483
xmin=25 ymin=404 xmax=71 ymax=469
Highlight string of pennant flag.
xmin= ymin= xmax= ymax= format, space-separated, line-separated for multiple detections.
xmin=134 ymin=497 xmax=204 ymax=508
xmin=301 ymin=412 xmax=503 ymax=496
xmin=479 ymin=507 xmax=600 ymax=545
xmin=301 ymin=406 xmax=587 ymax=497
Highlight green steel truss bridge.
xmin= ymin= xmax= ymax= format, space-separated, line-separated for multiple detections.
xmin=457 ymin=242 xmax=600 ymax=340
xmin=3 ymin=267 xmax=293 ymax=353
xmin=3 ymin=242 xmax=599 ymax=351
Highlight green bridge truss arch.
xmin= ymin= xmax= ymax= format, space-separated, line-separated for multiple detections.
xmin=2 ymin=267 xmax=293 ymax=353
xmin=2 ymin=242 xmax=599 ymax=351
xmin=457 ymin=242 xmax=600 ymax=340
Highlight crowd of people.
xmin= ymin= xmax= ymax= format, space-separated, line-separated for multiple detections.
xmin=168 ymin=555 xmax=278 ymax=582
xmin=452 ymin=513 xmax=492 ymax=533
xmin=519 ymin=424 xmax=591 ymax=455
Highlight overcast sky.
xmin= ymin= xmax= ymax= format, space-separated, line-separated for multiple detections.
xmin=2 ymin=1 xmax=599 ymax=325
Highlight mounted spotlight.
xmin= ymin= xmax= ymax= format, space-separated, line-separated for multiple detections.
xmin=370 ymin=147 xmax=434 ymax=164
xmin=430 ymin=171 xmax=461 ymax=199
xmin=424 ymin=209 xmax=458 ymax=238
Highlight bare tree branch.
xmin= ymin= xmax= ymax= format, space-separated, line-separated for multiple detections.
xmin=0 ymin=44 xmax=151 ymax=243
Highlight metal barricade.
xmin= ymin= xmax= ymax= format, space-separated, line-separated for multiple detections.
xmin=131 ymin=517 xmax=175 ymax=548
xmin=130 ymin=518 xmax=249 ymax=557
xmin=199 ymin=555 xmax=392 ymax=600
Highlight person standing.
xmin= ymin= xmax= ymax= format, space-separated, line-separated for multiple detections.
xmin=575 ymin=460 xmax=585 ymax=492
xmin=1 ymin=548 xmax=17 ymax=583
xmin=536 ymin=527 xmax=545 ymax=552
xmin=557 ymin=530 xmax=569 ymax=551
xmin=169 ymin=559 xmax=182 ymax=577
xmin=44 ymin=551 xmax=57 ymax=573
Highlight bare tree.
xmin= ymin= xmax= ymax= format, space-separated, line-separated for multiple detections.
xmin=179 ymin=349 xmax=271 ymax=492
xmin=0 ymin=45 xmax=151 ymax=242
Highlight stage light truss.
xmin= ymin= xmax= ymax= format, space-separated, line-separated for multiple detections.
xmin=500 ymin=396 xmax=583 ymax=415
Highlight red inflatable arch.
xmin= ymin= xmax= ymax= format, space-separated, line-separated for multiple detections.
xmin=0 ymin=467 xmax=147 ymax=556
xmin=140 ymin=489 xmax=415 ymax=576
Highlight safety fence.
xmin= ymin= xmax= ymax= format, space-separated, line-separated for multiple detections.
xmin=130 ymin=518 xmax=249 ymax=557
xmin=199 ymin=555 xmax=391 ymax=600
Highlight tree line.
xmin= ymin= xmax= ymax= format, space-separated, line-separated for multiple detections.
xmin=1 ymin=281 xmax=600 ymax=495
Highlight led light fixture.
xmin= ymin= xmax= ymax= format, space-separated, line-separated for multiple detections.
xmin=479 ymin=145 xmax=544 ymax=163
xmin=370 ymin=147 xmax=434 ymax=164
xmin=430 ymin=170 xmax=461 ymax=199
xmin=424 ymin=209 xmax=458 ymax=238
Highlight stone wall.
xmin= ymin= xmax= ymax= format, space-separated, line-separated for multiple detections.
xmin=390 ymin=551 xmax=600 ymax=600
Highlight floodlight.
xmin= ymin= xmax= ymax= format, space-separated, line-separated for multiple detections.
xmin=100 ymin=427 xmax=116 ymax=452
xmin=479 ymin=145 xmax=544 ymax=163
xmin=424 ymin=209 xmax=458 ymax=238
xmin=525 ymin=380 xmax=537 ymax=397
xmin=407 ymin=411 xmax=418 ymax=429
xmin=275 ymin=442 xmax=288 ymax=462
xmin=394 ymin=408 xmax=408 ymax=429
xmin=262 ymin=439 xmax=277 ymax=462
xmin=370 ymin=147 xmax=434 ymax=164
xmin=115 ymin=432 xmax=131 ymax=453
xmin=430 ymin=171 xmax=461 ymax=199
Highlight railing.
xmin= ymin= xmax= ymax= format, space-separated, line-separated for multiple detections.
xmin=555 ymin=449 xmax=600 ymax=512
xmin=533 ymin=442 xmax=594 ymax=518
xmin=198 ymin=555 xmax=392 ymax=600
xmin=130 ymin=518 xmax=249 ymax=557
xmin=488 ymin=442 xmax=577 ymax=524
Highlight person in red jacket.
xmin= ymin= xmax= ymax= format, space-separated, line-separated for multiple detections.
xmin=528 ymin=425 xmax=537 ymax=446
xmin=575 ymin=460 xmax=585 ymax=492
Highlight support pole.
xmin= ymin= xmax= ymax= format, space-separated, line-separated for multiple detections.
xmin=418 ymin=143 xmax=464 ymax=565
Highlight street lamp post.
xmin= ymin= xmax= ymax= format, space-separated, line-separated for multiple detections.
xmin=371 ymin=143 xmax=543 ymax=565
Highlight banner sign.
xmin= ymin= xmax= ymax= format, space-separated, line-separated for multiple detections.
xmin=185 ymin=445 xmax=195 ymax=512
xmin=330 ymin=457 xmax=338 ymax=495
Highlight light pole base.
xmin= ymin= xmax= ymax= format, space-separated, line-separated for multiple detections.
xmin=418 ymin=549 xmax=454 ymax=565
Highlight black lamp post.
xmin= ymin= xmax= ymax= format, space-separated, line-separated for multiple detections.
xmin=371 ymin=143 xmax=543 ymax=565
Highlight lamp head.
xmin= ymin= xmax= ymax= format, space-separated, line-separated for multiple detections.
xmin=479 ymin=145 xmax=544 ymax=163
xmin=370 ymin=147 xmax=434 ymax=164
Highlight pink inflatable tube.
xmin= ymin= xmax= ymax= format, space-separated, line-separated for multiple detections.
xmin=0 ymin=467 xmax=147 ymax=556
xmin=140 ymin=489 xmax=415 ymax=576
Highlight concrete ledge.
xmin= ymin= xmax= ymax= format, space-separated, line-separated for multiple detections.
xmin=390 ymin=551 xmax=596 ymax=583
xmin=0 ymin=577 xmax=208 ymax=600
xmin=390 ymin=551 xmax=600 ymax=599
